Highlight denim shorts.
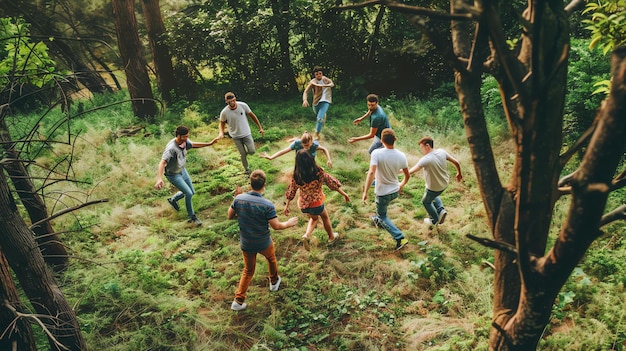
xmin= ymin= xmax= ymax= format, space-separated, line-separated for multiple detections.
xmin=302 ymin=204 xmax=325 ymax=215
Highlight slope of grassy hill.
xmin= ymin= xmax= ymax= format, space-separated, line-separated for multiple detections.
xmin=20 ymin=93 xmax=626 ymax=350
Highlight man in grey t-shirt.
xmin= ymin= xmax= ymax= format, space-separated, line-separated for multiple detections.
xmin=409 ymin=136 xmax=462 ymax=228
xmin=213 ymin=92 xmax=264 ymax=174
xmin=154 ymin=125 xmax=215 ymax=226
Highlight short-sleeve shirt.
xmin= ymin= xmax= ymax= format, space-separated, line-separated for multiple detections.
xmin=230 ymin=191 xmax=277 ymax=252
xmin=220 ymin=101 xmax=253 ymax=139
xmin=417 ymin=149 xmax=451 ymax=192
xmin=290 ymin=139 xmax=320 ymax=157
xmin=161 ymin=139 xmax=193 ymax=176
xmin=370 ymin=147 xmax=408 ymax=196
xmin=370 ymin=106 xmax=390 ymax=139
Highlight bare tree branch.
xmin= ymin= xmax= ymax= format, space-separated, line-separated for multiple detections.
xmin=466 ymin=234 xmax=518 ymax=255
xmin=2 ymin=301 xmax=70 ymax=351
xmin=29 ymin=199 xmax=109 ymax=230
xmin=565 ymin=0 xmax=587 ymax=14
xmin=612 ymin=168 xmax=626 ymax=190
xmin=559 ymin=115 xmax=598 ymax=170
xmin=601 ymin=204 xmax=626 ymax=226
xmin=337 ymin=0 xmax=475 ymax=21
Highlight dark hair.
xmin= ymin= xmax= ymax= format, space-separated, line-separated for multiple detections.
xmin=293 ymin=149 xmax=320 ymax=185
xmin=366 ymin=94 xmax=379 ymax=103
xmin=381 ymin=128 xmax=396 ymax=145
xmin=250 ymin=170 xmax=266 ymax=190
xmin=418 ymin=136 xmax=434 ymax=148
xmin=313 ymin=66 xmax=323 ymax=73
xmin=175 ymin=125 xmax=190 ymax=136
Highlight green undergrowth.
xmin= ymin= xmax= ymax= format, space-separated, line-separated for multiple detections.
xmin=13 ymin=92 xmax=626 ymax=350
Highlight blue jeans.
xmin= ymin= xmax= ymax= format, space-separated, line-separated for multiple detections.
xmin=368 ymin=137 xmax=383 ymax=154
xmin=166 ymin=168 xmax=196 ymax=219
xmin=422 ymin=188 xmax=445 ymax=224
xmin=375 ymin=192 xmax=404 ymax=240
xmin=313 ymin=101 xmax=330 ymax=133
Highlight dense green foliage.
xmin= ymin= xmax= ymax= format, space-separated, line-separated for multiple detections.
xmin=163 ymin=0 xmax=454 ymax=98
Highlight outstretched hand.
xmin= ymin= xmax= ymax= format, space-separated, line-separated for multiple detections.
xmin=286 ymin=217 xmax=298 ymax=227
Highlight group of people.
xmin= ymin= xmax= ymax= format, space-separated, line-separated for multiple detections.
xmin=153 ymin=69 xmax=463 ymax=311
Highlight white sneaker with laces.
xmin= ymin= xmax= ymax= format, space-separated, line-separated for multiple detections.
xmin=231 ymin=300 xmax=247 ymax=311
xmin=269 ymin=275 xmax=281 ymax=292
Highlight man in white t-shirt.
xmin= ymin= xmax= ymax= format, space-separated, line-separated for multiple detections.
xmin=409 ymin=136 xmax=462 ymax=228
xmin=214 ymin=92 xmax=264 ymax=174
xmin=302 ymin=66 xmax=334 ymax=140
xmin=363 ymin=128 xmax=410 ymax=251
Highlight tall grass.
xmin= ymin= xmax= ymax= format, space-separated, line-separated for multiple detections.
xmin=11 ymin=91 xmax=626 ymax=350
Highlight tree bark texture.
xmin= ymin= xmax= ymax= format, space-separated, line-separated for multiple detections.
xmin=0 ymin=170 xmax=86 ymax=350
xmin=0 ymin=115 xmax=68 ymax=271
xmin=141 ymin=0 xmax=177 ymax=103
xmin=112 ymin=0 xmax=158 ymax=121
xmin=0 ymin=251 xmax=36 ymax=351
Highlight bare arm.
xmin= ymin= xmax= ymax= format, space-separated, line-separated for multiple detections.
xmin=247 ymin=111 xmax=264 ymax=136
xmin=337 ymin=187 xmax=350 ymax=203
xmin=192 ymin=140 xmax=216 ymax=148
xmin=399 ymin=168 xmax=410 ymax=192
xmin=447 ymin=154 xmax=463 ymax=181
xmin=217 ymin=120 xmax=227 ymax=139
xmin=302 ymin=82 xmax=313 ymax=107
xmin=408 ymin=162 xmax=423 ymax=174
xmin=316 ymin=145 xmax=333 ymax=168
xmin=352 ymin=110 xmax=371 ymax=125
xmin=227 ymin=206 xmax=236 ymax=220
xmin=268 ymin=216 xmax=299 ymax=230
xmin=260 ymin=146 xmax=292 ymax=160
xmin=154 ymin=159 xmax=167 ymax=189
xmin=362 ymin=164 xmax=376 ymax=202
xmin=348 ymin=127 xmax=378 ymax=144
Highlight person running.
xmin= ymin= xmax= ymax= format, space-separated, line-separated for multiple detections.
xmin=302 ymin=66 xmax=334 ymax=140
xmin=259 ymin=131 xmax=333 ymax=168
xmin=409 ymin=136 xmax=462 ymax=228
xmin=214 ymin=92 xmax=264 ymax=174
xmin=284 ymin=150 xmax=349 ymax=250
xmin=154 ymin=125 xmax=215 ymax=226
xmin=228 ymin=170 xmax=299 ymax=311
xmin=348 ymin=94 xmax=391 ymax=154
xmin=363 ymin=128 xmax=410 ymax=250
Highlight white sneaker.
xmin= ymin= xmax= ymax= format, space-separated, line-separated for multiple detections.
xmin=438 ymin=210 xmax=448 ymax=224
xmin=424 ymin=217 xmax=435 ymax=229
xmin=269 ymin=276 xmax=281 ymax=292
xmin=231 ymin=300 xmax=247 ymax=311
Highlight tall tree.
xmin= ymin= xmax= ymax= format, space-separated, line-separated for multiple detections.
xmin=341 ymin=0 xmax=625 ymax=350
xmin=112 ymin=0 xmax=158 ymax=121
xmin=269 ymin=0 xmax=298 ymax=94
xmin=140 ymin=0 xmax=177 ymax=103
xmin=0 ymin=168 xmax=86 ymax=350
xmin=0 ymin=250 xmax=36 ymax=351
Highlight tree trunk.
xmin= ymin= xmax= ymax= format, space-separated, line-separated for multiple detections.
xmin=0 ymin=170 xmax=86 ymax=350
xmin=112 ymin=0 xmax=158 ymax=121
xmin=0 ymin=251 xmax=36 ymax=351
xmin=141 ymin=0 xmax=177 ymax=103
xmin=269 ymin=0 xmax=299 ymax=95
xmin=0 ymin=115 xmax=68 ymax=271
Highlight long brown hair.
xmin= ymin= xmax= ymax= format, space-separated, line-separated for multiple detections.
xmin=293 ymin=149 xmax=320 ymax=185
